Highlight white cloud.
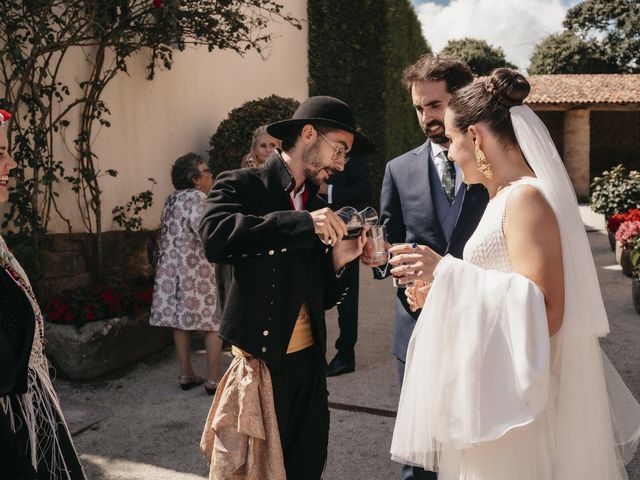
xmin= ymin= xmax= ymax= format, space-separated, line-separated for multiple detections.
xmin=414 ymin=0 xmax=573 ymax=70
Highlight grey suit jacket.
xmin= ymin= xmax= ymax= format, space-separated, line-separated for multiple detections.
xmin=378 ymin=140 xmax=488 ymax=362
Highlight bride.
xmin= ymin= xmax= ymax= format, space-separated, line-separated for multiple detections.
xmin=388 ymin=68 xmax=640 ymax=479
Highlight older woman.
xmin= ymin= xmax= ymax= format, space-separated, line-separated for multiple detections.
xmin=150 ymin=153 xmax=222 ymax=394
xmin=0 ymin=109 xmax=86 ymax=478
xmin=240 ymin=125 xmax=280 ymax=168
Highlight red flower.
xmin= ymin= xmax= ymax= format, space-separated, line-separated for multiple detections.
xmin=46 ymin=298 xmax=69 ymax=322
xmin=608 ymin=209 xmax=640 ymax=233
xmin=607 ymin=214 xmax=626 ymax=233
xmin=134 ymin=286 xmax=154 ymax=305
xmin=153 ymin=0 xmax=163 ymax=8
xmin=63 ymin=312 xmax=74 ymax=322
xmin=101 ymin=286 xmax=124 ymax=313
xmin=83 ymin=305 xmax=97 ymax=322
xmin=101 ymin=286 xmax=114 ymax=303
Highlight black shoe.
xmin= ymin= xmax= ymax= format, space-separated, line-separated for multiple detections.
xmin=204 ymin=380 xmax=218 ymax=395
xmin=327 ymin=355 xmax=355 ymax=377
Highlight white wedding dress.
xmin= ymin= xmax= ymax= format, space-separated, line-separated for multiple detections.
xmin=454 ymin=178 xmax=555 ymax=479
xmin=391 ymin=106 xmax=640 ymax=479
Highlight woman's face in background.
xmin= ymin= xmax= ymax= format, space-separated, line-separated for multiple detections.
xmin=252 ymin=133 xmax=279 ymax=165
xmin=193 ymin=162 xmax=214 ymax=194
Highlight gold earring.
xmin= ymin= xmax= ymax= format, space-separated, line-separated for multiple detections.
xmin=475 ymin=146 xmax=493 ymax=179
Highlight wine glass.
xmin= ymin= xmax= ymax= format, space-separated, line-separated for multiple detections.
xmin=390 ymin=243 xmax=415 ymax=288
xmin=336 ymin=206 xmax=379 ymax=239
xmin=367 ymin=225 xmax=389 ymax=264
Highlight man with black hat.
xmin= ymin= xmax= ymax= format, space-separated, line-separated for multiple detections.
xmin=199 ymin=96 xmax=374 ymax=479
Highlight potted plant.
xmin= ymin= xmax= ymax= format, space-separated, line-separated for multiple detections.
xmin=590 ymin=165 xmax=640 ymax=250
xmin=631 ymin=239 xmax=640 ymax=314
xmin=615 ymin=221 xmax=640 ymax=277
xmin=607 ymin=209 xmax=640 ymax=252
xmin=43 ymin=278 xmax=171 ymax=379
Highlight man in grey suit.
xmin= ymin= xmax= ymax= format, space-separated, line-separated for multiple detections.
xmin=363 ymin=55 xmax=488 ymax=480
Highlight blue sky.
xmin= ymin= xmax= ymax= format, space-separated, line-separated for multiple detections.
xmin=411 ymin=0 xmax=583 ymax=70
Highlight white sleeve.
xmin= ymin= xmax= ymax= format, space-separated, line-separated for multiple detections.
xmin=391 ymin=256 xmax=550 ymax=470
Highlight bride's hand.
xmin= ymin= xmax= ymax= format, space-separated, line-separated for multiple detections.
xmin=388 ymin=243 xmax=442 ymax=286
xmin=405 ymin=280 xmax=431 ymax=312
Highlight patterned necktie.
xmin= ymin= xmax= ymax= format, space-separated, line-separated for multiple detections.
xmin=440 ymin=151 xmax=456 ymax=204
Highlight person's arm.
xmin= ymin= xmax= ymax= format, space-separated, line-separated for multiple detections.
xmin=392 ymin=187 xmax=564 ymax=336
xmin=504 ymin=185 xmax=564 ymax=336
xmin=198 ymin=171 xmax=316 ymax=263
xmin=324 ymin=233 xmax=366 ymax=309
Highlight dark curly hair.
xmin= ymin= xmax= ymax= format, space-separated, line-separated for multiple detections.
xmin=447 ymin=68 xmax=531 ymax=144
xmin=402 ymin=54 xmax=473 ymax=93
xmin=171 ymin=152 xmax=204 ymax=190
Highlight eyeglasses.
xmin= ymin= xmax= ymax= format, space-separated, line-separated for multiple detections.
xmin=317 ymin=131 xmax=350 ymax=164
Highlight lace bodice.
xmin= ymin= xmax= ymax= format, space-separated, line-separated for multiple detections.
xmin=463 ymin=178 xmax=542 ymax=272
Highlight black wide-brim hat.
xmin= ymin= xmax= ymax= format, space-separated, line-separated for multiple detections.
xmin=267 ymin=96 xmax=375 ymax=154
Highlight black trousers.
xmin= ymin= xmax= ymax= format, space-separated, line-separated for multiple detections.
xmin=270 ymin=347 xmax=329 ymax=480
xmin=334 ymin=260 xmax=359 ymax=358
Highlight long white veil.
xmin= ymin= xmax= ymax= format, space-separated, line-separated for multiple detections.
xmin=511 ymin=105 xmax=640 ymax=475
xmin=390 ymin=105 xmax=640 ymax=478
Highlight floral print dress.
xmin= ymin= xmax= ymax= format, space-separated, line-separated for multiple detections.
xmin=150 ymin=189 xmax=219 ymax=331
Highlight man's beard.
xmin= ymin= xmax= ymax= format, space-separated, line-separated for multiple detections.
xmin=422 ymin=119 xmax=448 ymax=145
xmin=302 ymin=139 xmax=337 ymax=185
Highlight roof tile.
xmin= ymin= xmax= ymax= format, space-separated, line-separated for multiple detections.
xmin=525 ymin=74 xmax=640 ymax=105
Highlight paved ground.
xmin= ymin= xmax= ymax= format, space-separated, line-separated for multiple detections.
xmin=54 ymin=206 xmax=640 ymax=479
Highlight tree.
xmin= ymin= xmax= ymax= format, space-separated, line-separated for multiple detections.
xmin=440 ymin=38 xmax=516 ymax=76
xmin=209 ymin=95 xmax=300 ymax=173
xmin=308 ymin=0 xmax=430 ymax=206
xmin=564 ymin=0 xmax=639 ymax=73
xmin=528 ymin=31 xmax=615 ymax=74
xmin=0 ymin=0 xmax=301 ymax=275
xmin=528 ymin=0 xmax=639 ymax=74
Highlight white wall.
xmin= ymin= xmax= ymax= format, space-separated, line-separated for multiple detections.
xmin=44 ymin=0 xmax=308 ymax=233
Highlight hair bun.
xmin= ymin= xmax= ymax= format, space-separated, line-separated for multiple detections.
xmin=486 ymin=68 xmax=530 ymax=107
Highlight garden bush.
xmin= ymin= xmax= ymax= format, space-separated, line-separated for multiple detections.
xmin=208 ymin=95 xmax=299 ymax=174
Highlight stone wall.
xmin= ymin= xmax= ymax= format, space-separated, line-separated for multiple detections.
xmin=19 ymin=231 xmax=155 ymax=304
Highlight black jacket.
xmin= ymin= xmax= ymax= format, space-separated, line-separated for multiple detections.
xmin=323 ymin=153 xmax=372 ymax=211
xmin=0 ymin=268 xmax=35 ymax=396
xmin=199 ymin=153 xmax=351 ymax=371
xmin=0 ymin=267 xmax=38 ymax=478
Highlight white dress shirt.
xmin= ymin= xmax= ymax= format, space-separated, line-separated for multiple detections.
xmin=430 ymin=141 xmax=463 ymax=194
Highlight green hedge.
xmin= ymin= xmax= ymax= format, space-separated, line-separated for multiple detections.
xmin=308 ymin=0 xmax=430 ymax=205
xmin=208 ymin=95 xmax=300 ymax=174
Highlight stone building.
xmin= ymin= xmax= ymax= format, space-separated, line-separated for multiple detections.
xmin=526 ymin=74 xmax=640 ymax=201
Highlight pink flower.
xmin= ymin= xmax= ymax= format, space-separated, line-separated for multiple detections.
xmin=615 ymin=221 xmax=640 ymax=249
